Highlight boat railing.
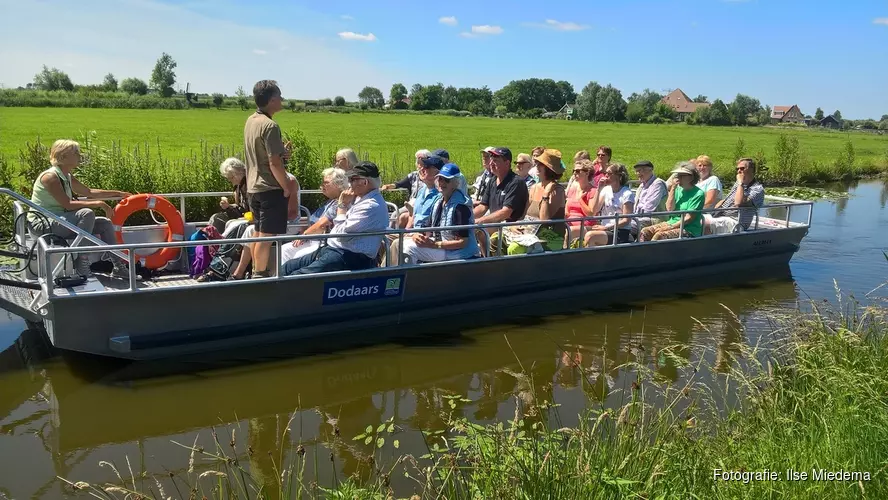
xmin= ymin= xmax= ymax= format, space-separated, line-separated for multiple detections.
xmin=34 ymin=199 xmax=813 ymax=300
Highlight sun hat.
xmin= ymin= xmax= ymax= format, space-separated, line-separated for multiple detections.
xmin=535 ymin=149 xmax=565 ymax=175
xmin=670 ymin=161 xmax=700 ymax=184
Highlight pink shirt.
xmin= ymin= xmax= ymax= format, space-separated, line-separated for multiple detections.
xmin=565 ymin=185 xmax=597 ymax=226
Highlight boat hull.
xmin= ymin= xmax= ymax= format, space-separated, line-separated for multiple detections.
xmin=41 ymin=226 xmax=807 ymax=360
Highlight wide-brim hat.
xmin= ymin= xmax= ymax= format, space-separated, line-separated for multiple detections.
xmin=670 ymin=162 xmax=700 ymax=184
xmin=536 ymin=149 xmax=565 ymax=175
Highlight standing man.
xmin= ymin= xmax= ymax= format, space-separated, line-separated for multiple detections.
xmin=244 ymin=80 xmax=291 ymax=278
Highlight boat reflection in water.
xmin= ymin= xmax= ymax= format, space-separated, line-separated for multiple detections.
xmin=0 ymin=266 xmax=798 ymax=497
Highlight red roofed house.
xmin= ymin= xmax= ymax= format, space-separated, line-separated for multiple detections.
xmin=771 ymin=105 xmax=804 ymax=124
xmin=661 ymin=89 xmax=709 ymax=120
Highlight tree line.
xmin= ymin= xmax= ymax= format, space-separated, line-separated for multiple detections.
xmin=11 ymin=55 xmax=888 ymax=129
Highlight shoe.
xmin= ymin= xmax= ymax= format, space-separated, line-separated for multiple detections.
xmin=251 ymin=270 xmax=271 ymax=279
xmin=111 ymin=263 xmax=142 ymax=281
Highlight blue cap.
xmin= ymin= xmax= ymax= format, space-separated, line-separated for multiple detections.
xmin=432 ymin=148 xmax=450 ymax=160
xmin=437 ymin=163 xmax=461 ymax=179
xmin=419 ymin=155 xmax=445 ymax=169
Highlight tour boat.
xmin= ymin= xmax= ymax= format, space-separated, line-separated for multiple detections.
xmin=0 ymin=187 xmax=812 ymax=360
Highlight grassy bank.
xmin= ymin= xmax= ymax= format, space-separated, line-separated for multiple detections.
xmin=64 ymin=289 xmax=888 ymax=499
xmin=1 ymin=107 xmax=886 ymax=183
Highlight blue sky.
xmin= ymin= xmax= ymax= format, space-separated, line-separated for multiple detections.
xmin=1 ymin=0 xmax=887 ymax=119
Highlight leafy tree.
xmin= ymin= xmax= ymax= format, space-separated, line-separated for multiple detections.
xmin=728 ymin=94 xmax=761 ymax=126
xmin=389 ymin=83 xmax=407 ymax=105
xmin=212 ymin=93 xmax=224 ymax=109
xmin=358 ymin=86 xmax=384 ymax=108
xmin=626 ymin=89 xmax=663 ymax=121
xmin=693 ymin=94 xmax=708 ymax=103
xmin=756 ymin=105 xmax=772 ymax=126
xmin=814 ymin=107 xmax=824 ymax=121
xmin=150 ymin=52 xmax=177 ymax=97
xmin=441 ymin=85 xmax=459 ymax=109
xmin=625 ymin=101 xmax=646 ymax=123
xmin=576 ymin=82 xmax=625 ymax=122
xmin=319 ymin=98 xmax=333 ymax=106
xmin=707 ymin=99 xmax=731 ymax=126
xmin=333 ymin=96 xmax=346 ymax=106
xmin=102 ymin=73 xmax=118 ymax=92
xmin=120 ymin=77 xmax=148 ymax=95
xmin=575 ymin=81 xmax=602 ymax=121
xmin=410 ymin=83 xmax=444 ymax=110
xmin=493 ymin=78 xmax=574 ymax=113
xmin=880 ymin=114 xmax=888 ymax=122
xmin=556 ymin=80 xmax=577 ymax=106
xmin=832 ymin=110 xmax=842 ymax=121
xmin=235 ymin=86 xmax=248 ymax=110
xmin=495 ymin=105 xmax=507 ymax=116
xmin=33 ymin=65 xmax=74 ymax=91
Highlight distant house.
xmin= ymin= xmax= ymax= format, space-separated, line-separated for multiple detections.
xmin=820 ymin=115 xmax=842 ymax=129
xmin=771 ymin=105 xmax=804 ymax=124
xmin=661 ymin=89 xmax=709 ymax=120
xmin=556 ymin=103 xmax=575 ymax=120
xmin=386 ymin=96 xmax=411 ymax=110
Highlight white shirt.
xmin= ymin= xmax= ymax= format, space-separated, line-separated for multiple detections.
xmin=328 ymin=189 xmax=390 ymax=258
xmin=599 ymin=185 xmax=636 ymax=229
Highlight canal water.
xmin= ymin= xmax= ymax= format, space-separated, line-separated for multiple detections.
xmin=0 ymin=180 xmax=885 ymax=498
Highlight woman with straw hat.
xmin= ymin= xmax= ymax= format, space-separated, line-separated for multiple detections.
xmin=503 ymin=148 xmax=567 ymax=255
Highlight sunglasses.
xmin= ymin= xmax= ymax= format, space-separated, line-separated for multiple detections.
xmin=572 ymin=170 xmax=589 ymax=175
xmin=736 ymin=167 xmax=747 ymax=172
xmin=517 ymin=160 xmax=531 ymax=165
xmin=596 ymin=153 xmax=607 ymax=157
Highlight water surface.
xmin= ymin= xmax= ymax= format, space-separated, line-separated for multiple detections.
xmin=0 ymin=179 xmax=885 ymax=498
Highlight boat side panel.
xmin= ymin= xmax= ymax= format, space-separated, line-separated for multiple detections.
xmin=46 ymin=227 xmax=805 ymax=358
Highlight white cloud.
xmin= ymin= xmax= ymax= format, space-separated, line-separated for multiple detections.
xmin=874 ymin=18 xmax=888 ymax=25
xmin=337 ymin=31 xmax=377 ymax=42
xmin=471 ymin=25 xmax=503 ymax=35
xmin=252 ymin=49 xmax=267 ymax=55
xmin=439 ymin=16 xmax=458 ymax=26
xmin=525 ymin=19 xmax=590 ymax=31
xmin=0 ymin=0 xmax=398 ymax=99
xmin=341 ymin=15 xmax=354 ymax=20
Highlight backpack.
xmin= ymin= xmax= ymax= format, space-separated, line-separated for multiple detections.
xmin=203 ymin=223 xmax=249 ymax=281
xmin=189 ymin=226 xmax=224 ymax=277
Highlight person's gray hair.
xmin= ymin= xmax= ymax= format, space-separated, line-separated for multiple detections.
xmin=367 ymin=176 xmax=382 ymax=190
xmin=322 ymin=167 xmax=349 ymax=191
xmin=335 ymin=148 xmax=359 ymax=169
xmin=219 ymin=157 xmax=246 ymax=179
xmin=415 ymin=149 xmax=431 ymax=159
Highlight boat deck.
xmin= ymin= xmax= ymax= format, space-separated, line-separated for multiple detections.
xmin=96 ymin=273 xmax=199 ymax=292
xmin=0 ymin=270 xmax=40 ymax=322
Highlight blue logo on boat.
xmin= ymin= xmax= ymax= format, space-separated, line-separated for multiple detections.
xmin=323 ymin=274 xmax=406 ymax=305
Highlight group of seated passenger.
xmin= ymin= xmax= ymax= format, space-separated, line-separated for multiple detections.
xmin=25 ymin=138 xmax=767 ymax=282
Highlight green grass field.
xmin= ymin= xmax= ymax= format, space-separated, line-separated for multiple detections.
xmin=1 ymin=107 xmax=886 ymax=182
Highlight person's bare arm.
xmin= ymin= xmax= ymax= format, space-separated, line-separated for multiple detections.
xmin=70 ymin=176 xmax=130 ymax=199
xmin=42 ymin=174 xmax=112 ymax=215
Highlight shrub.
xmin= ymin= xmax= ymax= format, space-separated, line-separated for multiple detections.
xmin=333 ymin=96 xmax=346 ymax=106
xmin=212 ymin=93 xmax=224 ymax=109
xmin=770 ymin=134 xmax=805 ymax=184
xmin=731 ymin=137 xmax=746 ymax=163
xmin=834 ymin=140 xmax=856 ymax=180
xmin=319 ymin=98 xmax=333 ymax=106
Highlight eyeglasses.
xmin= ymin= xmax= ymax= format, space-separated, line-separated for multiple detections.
xmin=517 ymin=161 xmax=530 ymax=165
xmin=349 ymin=176 xmax=365 ymax=182
xmin=596 ymin=153 xmax=607 ymax=157
xmin=736 ymin=167 xmax=747 ymax=172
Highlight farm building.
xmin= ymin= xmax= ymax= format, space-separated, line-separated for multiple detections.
xmin=660 ymin=89 xmax=709 ymax=120
xmin=771 ymin=105 xmax=805 ymax=124
xmin=820 ymin=115 xmax=842 ymax=129
xmin=556 ymin=103 xmax=575 ymax=120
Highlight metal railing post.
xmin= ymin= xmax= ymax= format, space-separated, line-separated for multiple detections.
xmin=497 ymin=226 xmax=504 ymax=255
xmin=578 ymin=217 xmax=586 ymax=249
xmin=397 ymin=232 xmax=404 ymax=266
xmin=128 ymin=247 xmax=138 ymax=291
xmin=179 ymin=196 xmax=186 ymax=224
xmin=275 ymin=239 xmax=282 ymax=278
xmin=785 ymin=205 xmax=791 ymax=228
xmin=678 ymin=213 xmax=685 ymax=239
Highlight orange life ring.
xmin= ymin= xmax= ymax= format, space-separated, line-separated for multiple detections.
xmin=112 ymin=194 xmax=185 ymax=269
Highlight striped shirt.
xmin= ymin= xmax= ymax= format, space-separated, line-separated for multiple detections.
xmin=717 ymin=179 xmax=765 ymax=230
xmin=328 ymin=189 xmax=390 ymax=258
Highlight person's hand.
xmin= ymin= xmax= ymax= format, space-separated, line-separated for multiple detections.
xmin=292 ymin=239 xmax=305 ymax=248
xmin=414 ymin=234 xmax=435 ymax=248
xmin=339 ymin=188 xmax=356 ymax=207
xmin=380 ymin=184 xmax=393 ymax=192
xmin=220 ymin=197 xmax=230 ymax=210
xmin=736 ymin=172 xmax=744 ymax=185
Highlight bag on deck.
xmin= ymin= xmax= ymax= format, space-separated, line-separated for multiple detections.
xmin=203 ymin=223 xmax=249 ymax=281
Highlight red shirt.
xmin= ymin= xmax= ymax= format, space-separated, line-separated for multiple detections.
xmin=565 ymin=185 xmax=597 ymax=226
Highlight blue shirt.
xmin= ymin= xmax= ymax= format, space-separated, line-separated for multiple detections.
xmin=412 ymin=184 xmax=440 ymax=228
xmin=309 ymin=199 xmax=337 ymax=224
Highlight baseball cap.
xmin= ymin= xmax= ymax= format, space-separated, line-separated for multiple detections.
xmin=432 ymin=149 xmax=450 ymax=160
xmin=351 ymin=161 xmax=380 ymax=178
xmin=489 ymin=147 xmax=512 ymax=162
xmin=480 ymin=146 xmax=495 ymax=153
xmin=437 ymin=163 xmax=461 ymax=179
xmin=634 ymin=160 xmax=655 ymax=170
xmin=419 ymin=155 xmax=445 ymax=169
